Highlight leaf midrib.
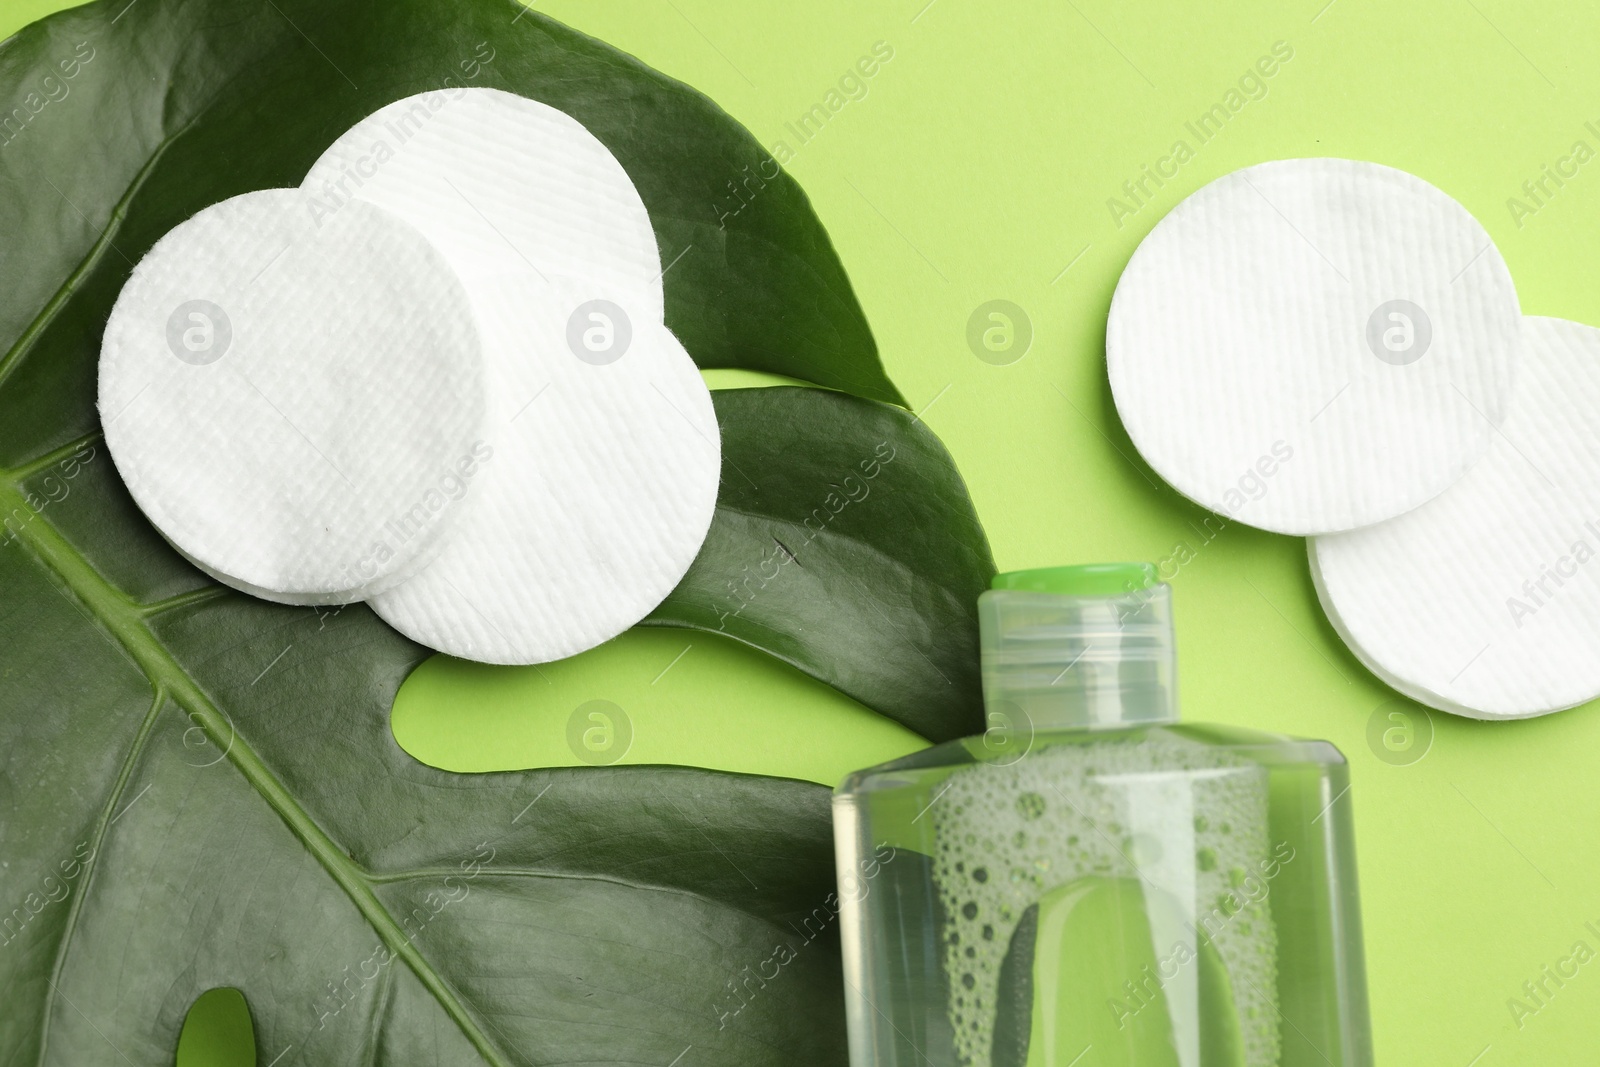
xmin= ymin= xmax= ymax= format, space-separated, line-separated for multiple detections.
xmin=0 ymin=470 xmax=511 ymax=1067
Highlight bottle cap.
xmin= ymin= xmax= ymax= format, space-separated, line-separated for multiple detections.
xmin=979 ymin=563 xmax=1179 ymax=731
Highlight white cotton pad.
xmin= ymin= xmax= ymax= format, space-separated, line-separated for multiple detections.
xmin=1107 ymin=158 xmax=1521 ymax=535
xmin=301 ymin=87 xmax=662 ymax=316
xmin=99 ymin=188 xmax=488 ymax=605
xmin=1311 ymin=316 xmax=1600 ymax=719
xmin=370 ymin=273 xmax=720 ymax=664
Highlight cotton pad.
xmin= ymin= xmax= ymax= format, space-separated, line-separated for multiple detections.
xmin=99 ymin=188 xmax=487 ymax=605
xmin=370 ymin=274 xmax=720 ymax=664
xmin=302 ymin=88 xmax=662 ymax=316
xmin=1107 ymin=158 xmax=1521 ymax=535
xmin=1311 ymin=316 xmax=1600 ymax=719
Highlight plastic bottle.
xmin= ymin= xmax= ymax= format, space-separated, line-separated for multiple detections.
xmin=833 ymin=563 xmax=1372 ymax=1066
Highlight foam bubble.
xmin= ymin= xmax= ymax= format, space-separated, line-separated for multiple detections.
xmin=929 ymin=732 xmax=1280 ymax=1065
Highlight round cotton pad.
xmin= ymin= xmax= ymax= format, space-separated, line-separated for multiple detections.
xmin=1107 ymin=158 xmax=1521 ymax=535
xmin=1311 ymin=316 xmax=1600 ymax=719
xmin=302 ymin=88 xmax=662 ymax=315
xmin=370 ymin=274 xmax=720 ymax=664
xmin=99 ymin=188 xmax=487 ymax=604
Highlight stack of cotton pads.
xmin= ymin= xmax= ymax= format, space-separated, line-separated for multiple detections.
xmin=1109 ymin=158 xmax=1600 ymax=720
xmin=100 ymin=88 xmax=721 ymax=666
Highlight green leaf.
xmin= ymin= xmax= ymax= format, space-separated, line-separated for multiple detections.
xmin=0 ymin=392 xmax=990 ymax=1066
xmin=0 ymin=0 xmax=901 ymax=470
xmin=648 ymin=388 xmax=995 ymax=744
xmin=0 ymin=1 xmax=992 ymax=1061
xmin=0 ymin=480 xmax=847 ymax=1062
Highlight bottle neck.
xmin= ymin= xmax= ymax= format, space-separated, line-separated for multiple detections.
xmin=977 ymin=581 xmax=1180 ymax=732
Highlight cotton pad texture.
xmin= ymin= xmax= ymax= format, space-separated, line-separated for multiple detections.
xmin=1108 ymin=158 xmax=1521 ymax=536
xmin=302 ymin=87 xmax=663 ymax=314
xmin=100 ymin=90 xmax=721 ymax=667
xmin=307 ymin=87 xmax=721 ymax=664
xmin=1311 ymin=317 xmax=1600 ymax=720
xmin=371 ymin=273 xmax=721 ymax=665
xmin=99 ymin=188 xmax=488 ymax=605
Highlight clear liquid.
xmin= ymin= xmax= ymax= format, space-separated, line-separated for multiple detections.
xmin=833 ymin=723 xmax=1371 ymax=1067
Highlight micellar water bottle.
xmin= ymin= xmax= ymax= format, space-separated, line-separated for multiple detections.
xmin=832 ymin=563 xmax=1372 ymax=1066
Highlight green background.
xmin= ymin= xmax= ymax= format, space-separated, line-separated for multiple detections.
xmin=8 ymin=0 xmax=1600 ymax=1062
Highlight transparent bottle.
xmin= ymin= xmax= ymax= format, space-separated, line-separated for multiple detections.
xmin=833 ymin=564 xmax=1372 ymax=1067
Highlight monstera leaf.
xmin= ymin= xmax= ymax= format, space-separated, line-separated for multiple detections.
xmin=0 ymin=0 xmax=994 ymax=1062
xmin=0 ymin=497 xmax=847 ymax=1063
xmin=0 ymin=389 xmax=994 ymax=1064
